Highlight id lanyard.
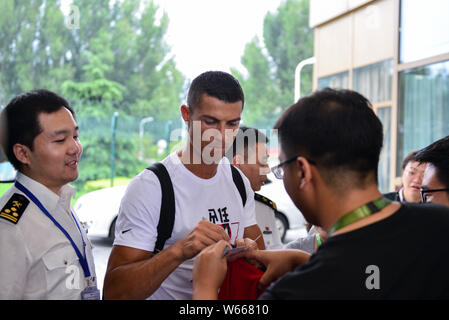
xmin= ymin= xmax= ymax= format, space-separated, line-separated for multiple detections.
xmin=329 ymin=196 xmax=392 ymax=236
xmin=14 ymin=181 xmax=91 ymax=279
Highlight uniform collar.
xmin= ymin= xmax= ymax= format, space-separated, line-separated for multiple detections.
xmin=398 ymin=188 xmax=405 ymax=203
xmin=16 ymin=172 xmax=75 ymax=212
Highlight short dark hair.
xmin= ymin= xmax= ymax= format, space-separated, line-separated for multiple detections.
xmin=187 ymin=71 xmax=244 ymax=113
xmin=402 ymin=150 xmax=419 ymax=170
xmin=226 ymin=125 xmax=269 ymax=161
xmin=415 ymin=135 xmax=449 ymax=189
xmin=0 ymin=89 xmax=74 ymax=171
xmin=274 ymin=88 xmax=383 ymax=188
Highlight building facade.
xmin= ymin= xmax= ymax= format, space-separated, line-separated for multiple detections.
xmin=309 ymin=0 xmax=449 ymax=192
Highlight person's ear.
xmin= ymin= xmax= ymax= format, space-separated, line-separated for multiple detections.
xmin=13 ymin=143 xmax=32 ymax=166
xmin=296 ymin=157 xmax=313 ymax=189
xmin=180 ymin=105 xmax=190 ymax=125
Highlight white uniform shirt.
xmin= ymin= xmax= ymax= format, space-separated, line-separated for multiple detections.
xmin=254 ymin=194 xmax=283 ymax=250
xmin=398 ymin=188 xmax=405 ymax=202
xmin=114 ymin=153 xmax=257 ymax=300
xmin=0 ymin=173 xmax=96 ymax=300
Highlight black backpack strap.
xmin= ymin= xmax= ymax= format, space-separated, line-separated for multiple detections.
xmin=231 ymin=165 xmax=247 ymax=207
xmin=146 ymin=162 xmax=175 ymax=254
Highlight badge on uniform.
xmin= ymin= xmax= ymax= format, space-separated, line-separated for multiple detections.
xmin=0 ymin=193 xmax=29 ymax=225
xmin=81 ymin=285 xmax=100 ymax=300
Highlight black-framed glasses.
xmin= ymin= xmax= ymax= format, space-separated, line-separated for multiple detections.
xmin=271 ymin=155 xmax=316 ymax=179
xmin=420 ymin=188 xmax=449 ymax=203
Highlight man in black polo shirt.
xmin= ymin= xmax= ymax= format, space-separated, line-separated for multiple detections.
xmin=192 ymin=88 xmax=449 ymax=300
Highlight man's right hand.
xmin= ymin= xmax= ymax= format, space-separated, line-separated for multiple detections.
xmin=175 ymin=220 xmax=231 ymax=260
xmin=104 ymin=220 xmax=231 ymax=299
xmin=244 ymin=249 xmax=311 ymax=290
xmin=193 ymin=240 xmax=230 ymax=299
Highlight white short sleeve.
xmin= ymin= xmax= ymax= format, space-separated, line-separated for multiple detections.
xmin=0 ymin=224 xmax=29 ymax=299
xmin=113 ymin=170 xmax=162 ymax=252
xmin=239 ymin=168 xmax=258 ymax=229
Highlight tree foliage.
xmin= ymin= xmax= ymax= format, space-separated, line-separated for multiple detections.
xmin=0 ymin=0 xmax=185 ymax=116
xmin=0 ymin=0 xmax=73 ymax=103
xmin=234 ymin=0 xmax=313 ymax=129
xmin=0 ymin=0 xmax=185 ymax=189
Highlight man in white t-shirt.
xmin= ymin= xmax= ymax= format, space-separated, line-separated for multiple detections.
xmin=104 ymin=71 xmax=264 ymax=300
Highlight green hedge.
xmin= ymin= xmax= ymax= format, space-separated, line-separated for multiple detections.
xmin=0 ymin=183 xmax=13 ymax=197
xmin=82 ymin=177 xmax=131 ymax=194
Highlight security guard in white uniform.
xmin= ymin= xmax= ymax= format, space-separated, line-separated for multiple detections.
xmin=228 ymin=125 xmax=283 ymax=250
xmin=254 ymin=193 xmax=283 ymax=249
xmin=0 ymin=90 xmax=98 ymax=300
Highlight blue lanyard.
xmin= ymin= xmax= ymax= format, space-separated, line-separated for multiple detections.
xmin=15 ymin=181 xmax=91 ymax=278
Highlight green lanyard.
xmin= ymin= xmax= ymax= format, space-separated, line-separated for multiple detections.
xmin=329 ymin=196 xmax=392 ymax=236
xmin=315 ymin=233 xmax=322 ymax=247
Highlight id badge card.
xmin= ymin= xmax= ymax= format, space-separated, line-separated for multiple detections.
xmin=81 ymin=286 xmax=100 ymax=300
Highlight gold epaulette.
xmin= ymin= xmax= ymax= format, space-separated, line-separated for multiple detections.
xmin=0 ymin=193 xmax=29 ymax=225
xmin=254 ymin=193 xmax=277 ymax=211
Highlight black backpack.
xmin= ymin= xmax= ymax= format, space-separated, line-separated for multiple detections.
xmin=146 ymin=162 xmax=247 ymax=254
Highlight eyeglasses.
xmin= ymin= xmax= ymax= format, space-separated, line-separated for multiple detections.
xmin=271 ymin=155 xmax=316 ymax=179
xmin=420 ymin=188 xmax=449 ymax=203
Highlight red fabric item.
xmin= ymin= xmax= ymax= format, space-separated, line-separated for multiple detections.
xmin=218 ymin=258 xmax=265 ymax=300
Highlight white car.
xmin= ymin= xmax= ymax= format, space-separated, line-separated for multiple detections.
xmin=74 ymin=173 xmax=305 ymax=241
xmin=74 ymin=185 xmax=127 ymax=241
xmin=258 ymin=173 xmax=305 ymax=240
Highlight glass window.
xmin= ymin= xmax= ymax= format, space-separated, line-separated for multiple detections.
xmin=377 ymin=107 xmax=391 ymax=193
xmin=318 ymin=71 xmax=349 ymax=90
xmin=353 ymin=60 xmax=392 ymax=104
xmin=397 ymin=59 xmax=449 ymax=175
xmin=400 ymin=0 xmax=449 ymax=63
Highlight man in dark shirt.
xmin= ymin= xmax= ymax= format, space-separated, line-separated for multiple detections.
xmin=192 ymin=88 xmax=449 ymax=300
xmin=383 ymin=150 xmax=426 ymax=203
xmin=415 ymin=135 xmax=449 ymax=207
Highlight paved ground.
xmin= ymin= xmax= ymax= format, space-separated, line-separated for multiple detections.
xmin=90 ymin=227 xmax=307 ymax=296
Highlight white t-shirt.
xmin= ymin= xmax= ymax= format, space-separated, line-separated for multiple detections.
xmin=113 ymin=153 xmax=257 ymax=300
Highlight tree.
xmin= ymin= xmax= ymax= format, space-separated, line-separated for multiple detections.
xmin=264 ymin=0 xmax=313 ymax=101
xmin=235 ymin=0 xmax=313 ymax=129
xmin=62 ymin=50 xmax=126 ymax=118
xmin=62 ymin=0 xmax=185 ymax=120
xmin=232 ymin=37 xmax=281 ymax=129
xmin=0 ymin=0 xmax=186 ymax=189
xmin=0 ymin=0 xmax=73 ymax=103
xmin=0 ymin=0 xmax=186 ymax=119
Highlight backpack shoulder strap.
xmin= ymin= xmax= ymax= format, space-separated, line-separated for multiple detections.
xmin=146 ymin=162 xmax=175 ymax=254
xmin=231 ymin=165 xmax=247 ymax=207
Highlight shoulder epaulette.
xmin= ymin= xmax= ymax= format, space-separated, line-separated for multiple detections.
xmin=254 ymin=193 xmax=277 ymax=211
xmin=0 ymin=193 xmax=29 ymax=225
